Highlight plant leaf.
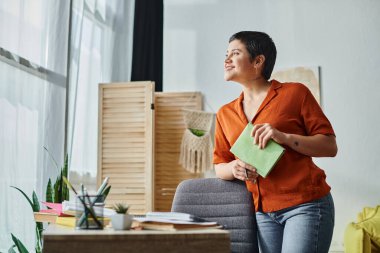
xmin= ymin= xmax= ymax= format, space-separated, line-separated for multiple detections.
xmin=101 ymin=185 xmax=111 ymax=200
xmin=113 ymin=203 xmax=129 ymax=214
xmin=65 ymin=183 xmax=70 ymax=200
xmin=63 ymin=154 xmax=68 ymax=178
xmin=59 ymin=169 xmax=63 ymax=203
xmin=32 ymin=191 xmax=40 ymax=212
xmin=62 ymin=155 xmax=69 ymax=201
xmin=43 ymin=146 xmax=59 ymax=171
xmin=53 ymin=175 xmax=60 ymax=203
xmin=8 ymin=244 xmax=17 ymax=253
xmin=62 ymin=175 xmax=69 ymax=201
xmin=45 ymin=178 xmax=53 ymax=203
xmin=62 ymin=184 xmax=67 ymax=203
xmin=35 ymin=224 xmax=43 ymax=253
xmin=36 ymin=222 xmax=43 ymax=236
xmin=10 ymin=234 xmax=29 ymax=253
xmin=10 ymin=186 xmax=34 ymax=211
xmin=62 ymin=176 xmax=77 ymax=195
xmin=189 ymin=128 xmax=206 ymax=137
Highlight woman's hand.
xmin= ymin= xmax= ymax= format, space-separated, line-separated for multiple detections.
xmin=250 ymin=123 xmax=338 ymax=157
xmin=231 ymin=159 xmax=259 ymax=183
xmin=251 ymin=123 xmax=286 ymax=149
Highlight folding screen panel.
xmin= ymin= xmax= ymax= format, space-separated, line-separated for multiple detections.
xmin=154 ymin=92 xmax=203 ymax=211
xmin=98 ymin=82 xmax=154 ymax=214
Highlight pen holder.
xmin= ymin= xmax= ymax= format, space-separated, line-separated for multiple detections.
xmin=75 ymin=194 xmax=105 ymax=229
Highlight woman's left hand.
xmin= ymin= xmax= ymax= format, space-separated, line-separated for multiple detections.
xmin=251 ymin=123 xmax=287 ymax=149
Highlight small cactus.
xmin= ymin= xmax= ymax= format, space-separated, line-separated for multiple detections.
xmin=113 ymin=203 xmax=129 ymax=214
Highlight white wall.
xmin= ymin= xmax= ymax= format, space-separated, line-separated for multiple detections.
xmin=163 ymin=0 xmax=380 ymax=251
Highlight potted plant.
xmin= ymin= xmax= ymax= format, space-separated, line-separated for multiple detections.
xmin=111 ymin=203 xmax=132 ymax=230
xmin=8 ymin=150 xmax=71 ymax=253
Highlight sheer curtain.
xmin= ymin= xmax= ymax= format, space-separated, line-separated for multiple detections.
xmin=0 ymin=0 xmax=134 ymax=250
xmin=67 ymin=0 xmax=135 ymax=192
xmin=0 ymin=0 xmax=69 ymax=250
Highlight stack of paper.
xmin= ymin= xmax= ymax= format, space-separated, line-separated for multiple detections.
xmin=33 ymin=202 xmax=72 ymax=223
xmin=33 ymin=212 xmax=60 ymax=223
xmin=34 ymin=201 xmax=116 ymax=227
xmin=145 ymin=212 xmax=208 ymax=222
xmin=133 ymin=212 xmax=221 ymax=231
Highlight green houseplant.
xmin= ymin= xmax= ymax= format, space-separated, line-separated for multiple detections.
xmin=8 ymin=149 xmax=112 ymax=252
xmin=111 ymin=203 xmax=132 ymax=230
xmin=8 ymin=149 xmax=70 ymax=253
xmin=44 ymin=148 xmax=69 ymax=203
xmin=8 ymin=188 xmax=43 ymax=253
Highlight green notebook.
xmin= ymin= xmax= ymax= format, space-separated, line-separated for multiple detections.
xmin=230 ymin=123 xmax=285 ymax=178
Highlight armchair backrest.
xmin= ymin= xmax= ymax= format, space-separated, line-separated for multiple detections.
xmin=171 ymin=178 xmax=259 ymax=253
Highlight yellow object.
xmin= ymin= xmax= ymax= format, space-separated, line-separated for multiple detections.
xmin=56 ymin=216 xmax=110 ymax=228
xmin=344 ymin=206 xmax=380 ymax=253
xmin=56 ymin=217 xmax=76 ymax=227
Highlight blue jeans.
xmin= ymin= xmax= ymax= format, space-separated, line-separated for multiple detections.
xmin=256 ymin=193 xmax=335 ymax=253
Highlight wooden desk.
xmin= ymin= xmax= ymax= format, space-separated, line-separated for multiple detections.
xmin=43 ymin=225 xmax=230 ymax=253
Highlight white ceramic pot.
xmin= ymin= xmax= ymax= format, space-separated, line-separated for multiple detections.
xmin=111 ymin=214 xmax=133 ymax=230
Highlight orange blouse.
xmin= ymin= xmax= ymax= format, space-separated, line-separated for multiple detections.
xmin=213 ymin=80 xmax=335 ymax=212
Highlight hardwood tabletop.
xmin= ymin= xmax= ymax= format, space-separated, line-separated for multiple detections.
xmin=43 ymin=224 xmax=230 ymax=253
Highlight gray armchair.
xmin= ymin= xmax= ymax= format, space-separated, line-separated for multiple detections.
xmin=171 ymin=178 xmax=259 ymax=253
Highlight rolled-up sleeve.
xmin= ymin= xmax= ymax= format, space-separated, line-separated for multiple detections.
xmin=300 ymin=86 xmax=335 ymax=136
xmin=213 ymin=114 xmax=235 ymax=164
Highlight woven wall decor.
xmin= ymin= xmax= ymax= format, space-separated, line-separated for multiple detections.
xmin=179 ymin=109 xmax=214 ymax=173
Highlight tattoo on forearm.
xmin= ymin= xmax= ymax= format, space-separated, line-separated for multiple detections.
xmin=294 ymin=141 xmax=299 ymax=146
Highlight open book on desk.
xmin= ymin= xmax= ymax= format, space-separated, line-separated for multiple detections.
xmin=230 ymin=123 xmax=285 ymax=178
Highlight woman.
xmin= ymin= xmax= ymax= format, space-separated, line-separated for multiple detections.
xmin=213 ymin=31 xmax=337 ymax=253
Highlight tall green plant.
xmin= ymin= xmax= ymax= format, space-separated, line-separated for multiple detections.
xmin=44 ymin=147 xmax=69 ymax=203
xmin=9 ymin=187 xmax=43 ymax=253
xmin=52 ymin=155 xmax=69 ymax=203
xmin=8 ymin=149 xmax=70 ymax=253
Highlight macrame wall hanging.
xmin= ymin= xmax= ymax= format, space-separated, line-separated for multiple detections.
xmin=179 ymin=109 xmax=215 ymax=173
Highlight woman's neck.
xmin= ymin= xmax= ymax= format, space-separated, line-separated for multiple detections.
xmin=242 ymin=78 xmax=271 ymax=102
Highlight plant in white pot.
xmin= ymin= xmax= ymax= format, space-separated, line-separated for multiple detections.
xmin=111 ymin=203 xmax=133 ymax=230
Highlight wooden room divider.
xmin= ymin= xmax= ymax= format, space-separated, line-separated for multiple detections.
xmin=98 ymin=82 xmax=204 ymax=213
xmin=154 ymin=92 xmax=203 ymax=211
xmin=98 ymin=82 xmax=154 ymax=214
